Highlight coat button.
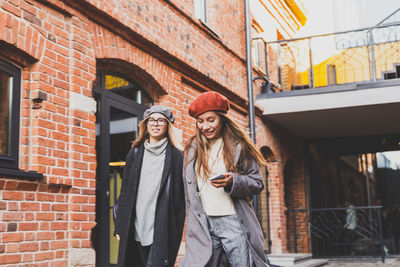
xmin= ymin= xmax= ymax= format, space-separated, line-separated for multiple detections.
xmin=197 ymin=213 xmax=201 ymax=217
xmin=188 ymin=180 xmax=192 ymax=184
xmin=163 ymin=259 xmax=168 ymax=265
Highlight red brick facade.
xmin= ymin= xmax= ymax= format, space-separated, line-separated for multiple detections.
xmin=0 ymin=0 xmax=308 ymax=265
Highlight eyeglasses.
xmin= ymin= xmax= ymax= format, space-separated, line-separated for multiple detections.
xmin=148 ymin=118 xmax=167 ymax=126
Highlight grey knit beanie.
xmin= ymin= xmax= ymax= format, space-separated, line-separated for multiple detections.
xmin=143 ymin=105 xmax=175 ymax=124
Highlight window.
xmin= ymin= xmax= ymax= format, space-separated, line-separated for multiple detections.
xmin=193 ymin=0 xmax=222 ymax=38
xmin=194 ymin=0 xmax=207 ymax=22
xmin=0 ymin=59 xmax=21 ymax=169
xmin=253 ymin=38 xmax=262 ymax=69
xmin=327 ymin=64 xmax=337 ymax=85
xmin=94 ymin=72 xmax=153 ymax=108
xmin=251 ymin=24 xmax=264 ymax=71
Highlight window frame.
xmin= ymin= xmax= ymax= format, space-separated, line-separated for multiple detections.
xmin=0 ymin=58 xmax=21 ymax=169
xmin=251 ymin=24 xmax=264 ymax=72
xmin=253 ymin=38 xmax=262 ymax=69
xmin=93 ymin=71 xmax=153 ymax=108
xmin=194 ymin=0 xmax=207 ymax=22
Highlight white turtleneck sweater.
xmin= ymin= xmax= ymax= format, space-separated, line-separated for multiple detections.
xmin=196 ymin=138 xmax=235 ymax=216
xmin=134 ymin=137 xmax=168 ymax=246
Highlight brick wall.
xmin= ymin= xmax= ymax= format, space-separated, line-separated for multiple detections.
xmin=0 ymin=0 xmax=308 ymax=265
xmin=284 ymin=159 xmax=309 ymax=253
xmin=258 ymin=120 xmax=309 ymax=254
xmin=0 ymin=181 xmax=74 ymax=266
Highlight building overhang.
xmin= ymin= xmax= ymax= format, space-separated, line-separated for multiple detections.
xmin=256 ymin=81 xmax=400 ymax=139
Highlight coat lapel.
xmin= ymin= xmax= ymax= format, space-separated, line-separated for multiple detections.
xmin=185 ymin=145 xmax=212 ymax=235
xmin=132 ymin=145 xmax=145 ymax=200
xmin=157 ymin=144 xmax=172 ymax=201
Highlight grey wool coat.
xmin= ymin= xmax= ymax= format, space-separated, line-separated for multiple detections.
xmin=180 ymin=141 xmax=269 ymax=267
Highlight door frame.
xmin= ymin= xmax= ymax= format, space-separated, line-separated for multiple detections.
xmin=94 ymin=73 xmax=146 ymax=266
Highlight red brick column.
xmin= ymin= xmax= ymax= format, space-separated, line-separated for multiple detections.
xmin=268 ymin=160 xmax=288 ymax=253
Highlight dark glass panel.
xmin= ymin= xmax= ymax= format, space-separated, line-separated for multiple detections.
xmin=108 ymin=106 xmax=138 ymax=264
xmin=104 ymin=74 xmax=152 ymax=105
xmin=0 ymin=71 xmax=12 ymax=156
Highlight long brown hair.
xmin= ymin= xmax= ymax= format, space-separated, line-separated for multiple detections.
xmin=185 ymin=112 xmax=266 ymax=177
xmin=132 ymin=118 xmax=182 ymax=150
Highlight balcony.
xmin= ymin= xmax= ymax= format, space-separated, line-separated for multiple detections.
xmin=256 ymin=9 xmax=400 ymax=139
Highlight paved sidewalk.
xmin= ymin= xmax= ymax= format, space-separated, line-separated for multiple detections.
xmin=327 ymin=258 xmax=400 ymax=266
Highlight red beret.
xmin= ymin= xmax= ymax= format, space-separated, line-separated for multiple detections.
xmin=189 ymin=91 xmax=230 ymax=118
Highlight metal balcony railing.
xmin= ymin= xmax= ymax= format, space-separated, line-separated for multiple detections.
xmin=256 ymin=8 xmax=400 ymax=92
xmin=286 ymin=206 xmax=385 ymax=262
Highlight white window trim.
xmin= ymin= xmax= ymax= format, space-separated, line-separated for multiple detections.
xmin=194 ymin=0 xmax=207 ymax=22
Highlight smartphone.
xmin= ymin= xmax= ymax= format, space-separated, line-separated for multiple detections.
xmin=209 ymin=174 xmax=225 ymax=181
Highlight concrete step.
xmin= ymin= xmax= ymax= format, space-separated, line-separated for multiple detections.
xmin=268 ymin=253 xmax=311 ymax=266
xmin=294 ymin=259 xmax=328 ymax=267
xmin=268 ymin=254 xmax=328 ymax=267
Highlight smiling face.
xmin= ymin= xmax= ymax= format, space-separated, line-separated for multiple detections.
xmin=196 ymin=111 xmax=222 ymax=140
xmin=147 ymin=113 xmax=168 ymax=142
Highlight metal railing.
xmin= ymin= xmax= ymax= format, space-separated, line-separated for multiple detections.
xmin=257 ymin=8 xmax=400 ymax=92
xmin=286 ymin=206 xmax=385 ymax=262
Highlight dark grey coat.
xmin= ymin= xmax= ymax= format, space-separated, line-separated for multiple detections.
xmin=114 ymin=143 xmax=185 ymax=267
xmin=180 ymin=141 xmax=269 ymax=267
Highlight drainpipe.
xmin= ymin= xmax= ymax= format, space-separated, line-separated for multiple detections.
xmin=244 ymin=0 xmax=258 ymax=216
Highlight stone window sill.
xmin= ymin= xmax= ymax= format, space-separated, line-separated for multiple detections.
xmin=0 ymin=168 xmax=44 ymax=180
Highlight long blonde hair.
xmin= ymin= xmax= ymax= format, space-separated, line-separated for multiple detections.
xmin=132 ymin=118 xmax=182 ymax=150
xmin=185 ymin=112 xmax=266 ymax=177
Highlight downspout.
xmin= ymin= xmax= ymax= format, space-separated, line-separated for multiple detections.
xmin=244 ymin=0 xmax=258 ymax=216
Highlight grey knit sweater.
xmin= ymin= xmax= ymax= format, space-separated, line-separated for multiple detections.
xmin=134 ymin=137 xmax=168 ymax=246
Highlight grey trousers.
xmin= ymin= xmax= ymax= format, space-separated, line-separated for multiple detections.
xmin=206 ymin=215 xmax=250 ymax=267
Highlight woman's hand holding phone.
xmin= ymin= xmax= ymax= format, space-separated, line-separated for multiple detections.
xmin=209 ymin=173 xmax=233 ymax=188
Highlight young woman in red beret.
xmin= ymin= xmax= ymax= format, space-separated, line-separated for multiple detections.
xmin=180 ymin=92 xmax=269 ymax=267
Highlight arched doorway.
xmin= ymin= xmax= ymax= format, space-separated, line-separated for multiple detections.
xmin=93 ymin=71 xmax=153 ymax=266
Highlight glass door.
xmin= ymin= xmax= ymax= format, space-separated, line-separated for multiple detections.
xmin=96 ymin=97 xmax=144 ymax=266
xmin=94 ymin=72 xmax=150 ymax=266
xmin=108 ymin=105 xmax=138 ymax=264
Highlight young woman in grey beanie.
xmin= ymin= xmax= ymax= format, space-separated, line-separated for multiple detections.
xmin=114 ymin=106 xmax=185 ymax=267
